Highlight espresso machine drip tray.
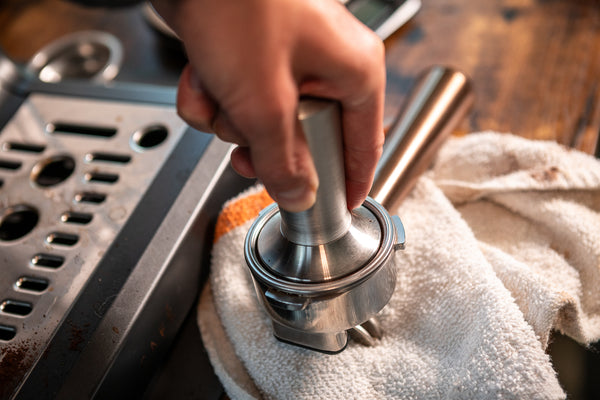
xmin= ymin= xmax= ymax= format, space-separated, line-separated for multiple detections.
xmin=0 ymin=77 xmax=247 ymax=399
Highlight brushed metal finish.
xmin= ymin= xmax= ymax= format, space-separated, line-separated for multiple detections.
xmin=258 ymin=206 xmax=381 ymax=282
xmin=271 ymin=321 xmax=349 ymax=353
xmin=0 ymin=94 xmax=188 ymax=395
xmin=245 ymin=66 xmax=473 ymax=353
xmin=371 ymin=65 xmax=474 ymax=210
xmin=0 ymin=81 xmax=246 ymax=397
xmin=247 ymin=199 xmax=398 ymax=336
xmin=247 ymin=197 xmax=400 ymax=296
xmin=266 ymin=98 xmax=386 ymax=283
xmin=0 ymin=48 xmax=32 ymax=95
xmin=27 ymin=31 xmax=123 ymax=83
xmin=56 ymin=139 xmax=239 ymax=399
xmin=246 ymin=196 xmax=402 ymax=352
xmin=279 ymin=99 xmax=351 ymax=246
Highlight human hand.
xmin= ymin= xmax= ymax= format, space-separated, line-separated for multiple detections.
xmin=152 ymin=0 xmax=385 ymax=212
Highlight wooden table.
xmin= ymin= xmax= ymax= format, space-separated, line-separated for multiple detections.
xmin=1 ymin=0 xmax=599 ymax=398
xmin=2 ymin=0 xmax=599 ymax=155
xmin=383 ymin=0 xmax=600 ymax=156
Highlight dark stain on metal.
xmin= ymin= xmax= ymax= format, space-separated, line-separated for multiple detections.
xmin=165 ymin=304 xmax=174 ymax=321
xmin=68 ymin=320 xmax=85 ymax=351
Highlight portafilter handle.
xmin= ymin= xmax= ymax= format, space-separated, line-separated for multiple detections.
xmin=371 ymin=65 xmax=474 ymax=210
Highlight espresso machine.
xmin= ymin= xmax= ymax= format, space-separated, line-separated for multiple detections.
xmin=1 ymin=35 xmax=472 ymax=397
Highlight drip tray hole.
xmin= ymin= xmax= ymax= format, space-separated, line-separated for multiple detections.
xmin=31 ymin=253 xmax=65 ymax=269
xmin=31 ymin=155 xmax=76 ymax=187
xmin=46 ymin=232 xmax=79 ymax=246
xmin=16 ymin=277 xmax=49 ymax=292
xmin=74 ymin=191 xmax=106 ymax=204
xmin=1 ymin=300 xmax=33 ymax=316
xmin=132 ymin=125 xmax=168 ymax=149
xmin=0 ymin=205 xmax=39 ymax=241
xmin=61 ymin=211 xmax=93 ymax=224
xmin=0 ymin=325 xmax=17 ymax=341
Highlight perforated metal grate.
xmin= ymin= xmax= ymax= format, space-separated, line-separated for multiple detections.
xmin=0 ymin=93 xmax=188 ymax=397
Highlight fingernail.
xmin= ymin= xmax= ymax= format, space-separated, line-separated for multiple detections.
xmin=274 ymin=184 xmax=317 ymax=213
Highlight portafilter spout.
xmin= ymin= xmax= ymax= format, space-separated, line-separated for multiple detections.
xmin=244 ymin=65 xmax=473 ymax=353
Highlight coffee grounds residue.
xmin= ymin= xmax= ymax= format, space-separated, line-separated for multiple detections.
xmin=0 ymin=339 xmax=38 ymax=398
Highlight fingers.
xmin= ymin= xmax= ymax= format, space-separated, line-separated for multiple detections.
xmin=179 ymin=62 xmax=318 ymax=212
xmin=343 ymin=123 xmax=385 ymax=210
xmin=176 ymin=65 xmax=217 ymax=133
xmin=169 ymin=0 xmax=385 ymax=213
xmin=297 ymin=16 xmax=386 ymax=210
xmin=340 ymin=53 xmax=386 ymax=210
xmin=177 ymin=65 xmax=249 ymax=146
xmin=230 ymin=146 xmax=255 ymax=178
xmin=235 ymin=139 xmax=319 ymax=211
xmin=231 ymin=85 xmax=319 ymax=212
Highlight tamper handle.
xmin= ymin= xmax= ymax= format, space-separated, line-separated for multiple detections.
xmin=279 ymin=98 xmax=352 ymax=246
xmin=279 ymin=66 xmax=474 ymax=245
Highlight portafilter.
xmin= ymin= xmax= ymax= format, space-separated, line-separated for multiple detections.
xmin=245 ymin=65 xmax=474 ymax=353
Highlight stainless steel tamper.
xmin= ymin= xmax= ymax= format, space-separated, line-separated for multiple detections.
xmin=245 ymin=66 xmax=474 ymax=353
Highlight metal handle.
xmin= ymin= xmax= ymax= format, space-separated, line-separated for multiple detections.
xmin=279 ymin=98 xmax=352 ymax=246
xmin=279 ymin=66 xmax=473 ymax=245
xmin=371 ymin=65 xmax=474 ymax=210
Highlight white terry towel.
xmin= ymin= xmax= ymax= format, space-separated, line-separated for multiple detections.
xmin=197 ymin=132 xmax=600 ymax=400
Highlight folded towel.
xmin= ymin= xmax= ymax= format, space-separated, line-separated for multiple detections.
xmin=197 ymin=132 xmax=600 ymax=400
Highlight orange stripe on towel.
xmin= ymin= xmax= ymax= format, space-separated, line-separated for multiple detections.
xmin=214 ymin=188 xmax=274 ymax=243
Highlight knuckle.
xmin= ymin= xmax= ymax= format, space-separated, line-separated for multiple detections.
xmin=230 ymin=83 xmax=296 ymax=133
xmin=352 ymin=36 xmax=386 ymax=89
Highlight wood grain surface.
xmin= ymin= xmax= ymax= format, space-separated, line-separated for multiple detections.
xmin=384 ymin=0 xmax=600 ymax=155
xmin=1 ymin=0 xmax=599 ymax=154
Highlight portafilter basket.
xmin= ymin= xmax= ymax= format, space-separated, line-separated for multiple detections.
xmin=245 ymin=66 xmax=474 ymax=353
